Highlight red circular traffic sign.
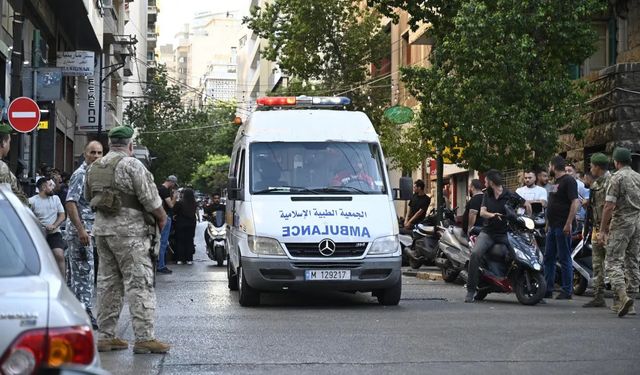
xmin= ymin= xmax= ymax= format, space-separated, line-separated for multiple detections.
xmin=8 ymin=97 xmax=41 ymax=133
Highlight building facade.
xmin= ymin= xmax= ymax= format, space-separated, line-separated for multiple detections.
xmin=561 ymin=0 xmax=640 ymax=172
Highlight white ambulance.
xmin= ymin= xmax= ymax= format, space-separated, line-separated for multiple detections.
xmin=226 ymin=96 xmax=403 ymax=306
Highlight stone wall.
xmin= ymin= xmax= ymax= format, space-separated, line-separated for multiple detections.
xmin=560 ymin=64 xmax=640 ymax=171
xmin=619 ymin=0 xmax=640 ymax=63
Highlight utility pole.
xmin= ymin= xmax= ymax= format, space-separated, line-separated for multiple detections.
xmin=9 ymin=0 xmax=24 ymax=102
xmin=436 ymin=151 xmax=444 ymax=222
xmin=9 ymin=0 xmax=24 ymax=178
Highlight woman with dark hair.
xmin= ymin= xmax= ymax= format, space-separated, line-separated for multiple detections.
xmin=465 ymin=170 xmax=514 ymax=303
xmin=174 ymin=188 xmax=199 ymax=265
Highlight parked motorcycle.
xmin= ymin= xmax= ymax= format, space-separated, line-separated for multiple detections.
xmin=435 ymin=225 xmax=480 ymax=283
xmin=204 ymin=210 xmax=227 ymax=266
xmin=405 ymin=207 xmax=456 ymax=270
xmin=398 ymin=217 xmax=413 ymax=267
xmin=473 ymin=195 xmax=546 ymax=305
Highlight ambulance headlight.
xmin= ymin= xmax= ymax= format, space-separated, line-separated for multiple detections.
xmin=248 ymin=235 xmax=285 ymax=256
xmin=368 ymin=235 xmax=400 ymax=255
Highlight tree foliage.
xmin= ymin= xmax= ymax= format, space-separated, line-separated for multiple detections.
xmin=190 ymin=154 xmax=231 ymax=194
xmin=124 ymin=66 xmax=238 ymax=184
xmin=245 ymin=0 xmax=418 ymax=169
xmin=369 ymin=0 xmax=605 ymax=171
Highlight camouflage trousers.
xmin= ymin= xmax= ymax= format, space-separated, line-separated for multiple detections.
xmin=64 ymin=234 xmax=95 ymax=310
xmin=96 ymin=235 xmax=156 ymax=342
xmin=591 ymin=240 xmax=607 ymax=296
xmin=605 ymin=216 xmax=640 ymax=295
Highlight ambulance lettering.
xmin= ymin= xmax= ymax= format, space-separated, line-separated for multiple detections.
xmin=282 ymin=225 xmax=370 ymax=238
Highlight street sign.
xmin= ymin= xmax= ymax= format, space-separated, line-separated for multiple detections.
xmin=8 ymin=97 xmax=41 ymax=133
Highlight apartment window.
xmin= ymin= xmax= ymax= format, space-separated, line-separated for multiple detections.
xmin=583 ymin=22 xmax=608 ymax=74
xmin=178 ymin=56 xmax=186 ymax=63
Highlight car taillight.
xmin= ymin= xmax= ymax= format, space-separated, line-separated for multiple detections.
xmin=47 ymin=326 xmax=94 ymax=367
xmin=0 ymin=326 xmax=94 ymax=375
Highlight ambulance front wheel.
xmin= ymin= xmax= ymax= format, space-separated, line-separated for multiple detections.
xmin=375 ymin=277 xmax=402 ymax=306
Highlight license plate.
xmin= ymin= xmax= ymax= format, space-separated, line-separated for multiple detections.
xmin=305 ymin=270 xmax=351 ymax=281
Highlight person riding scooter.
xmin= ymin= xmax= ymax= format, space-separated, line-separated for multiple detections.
xmin=465 ymin=170 xmax=516 ymax=303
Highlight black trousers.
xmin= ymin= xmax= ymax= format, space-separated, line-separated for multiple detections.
xmin=174 ymin=221 xmax=196 ymax=262
xmin=466 ymin=231 xmax=509 ymax=293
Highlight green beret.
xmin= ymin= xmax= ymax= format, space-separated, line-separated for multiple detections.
xmin=613 ymin=147 xmax=632 ymax=163
xmin=590 ymin=152 xmax=609 ymax=167
xmin=0 ymin=123 xmax=13 ymax=135
xmin=108 ymin=125 xmax=134 ymax=139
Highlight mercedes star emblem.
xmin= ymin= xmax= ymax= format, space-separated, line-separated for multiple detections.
xmin=318 ymin=239 xmax=336 ymax=257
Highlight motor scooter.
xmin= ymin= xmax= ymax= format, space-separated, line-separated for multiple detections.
xmin=435 ymin=225 xmax=480 ymax=283
xmin=473 ymin=195 xmax=546 ymax=305
xmin=404 ymin=207 xmax=456 ymax=270
xmin=204 ymin=210 xmax=227 ymax=266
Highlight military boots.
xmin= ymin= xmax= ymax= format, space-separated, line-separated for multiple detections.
xmin=616 ymin=289 xmax=634 ymax=318
xmin=628 ymin=293 xmax=637 ymax=316
xmin=133 ymin=339 xmax=171 ymax=354
xmin=611 ymin=294 xmax=620 ymax=313
xmin=582 ymin=294 xmax=606 ymax=308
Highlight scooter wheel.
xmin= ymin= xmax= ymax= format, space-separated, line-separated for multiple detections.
xmin=573 ymin=272 xmax=588 ymax=296
xmin=515 ymin=270 xmax=547 ymax=305
xmin=474 ymin=290 xmax=488 ymax=301
xmin=409 ymin=257 xmax=422 ymax=270
xmin=441 ymin=267 xmax=459 ymax=283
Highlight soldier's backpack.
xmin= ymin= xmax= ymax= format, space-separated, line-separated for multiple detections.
xmin=87 ymin=155 xmax=157 ymax=226
xmin=87 ymin=155 xmax=126 ymax=215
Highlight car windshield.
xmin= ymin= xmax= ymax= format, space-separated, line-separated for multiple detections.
xmin=0 ymin=197 xmax=40 ymax=277
xmin=250 ymin=142 xmax=387 ymax=195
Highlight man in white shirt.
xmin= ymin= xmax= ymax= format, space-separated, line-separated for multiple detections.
xmin=29 ymin=177 xmax=66 ymax=275
xmin=516 ymin=170 xmax=548 ymax=215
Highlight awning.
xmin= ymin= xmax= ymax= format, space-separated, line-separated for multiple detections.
xmin=49 ymin=0 xmax=102 ymax=51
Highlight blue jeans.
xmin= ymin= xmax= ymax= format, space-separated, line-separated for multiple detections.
xmin=157 ymin=216 xmax=172 ymax=270
xmin=544 ymin=226 xmax=573 ymax=295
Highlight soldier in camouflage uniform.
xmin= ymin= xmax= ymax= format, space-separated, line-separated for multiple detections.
xmin=0 ymin=124 xmax=28 ymax=205
xmin=582 ymin=153 xmax=611 ymax=308
xmin=85 ymin=126 xmax=169 ymax=354
xmin=64 ymin=141 xmax=103 ymax=329
xmin=598 ymin=147 xmax=640 ymax=317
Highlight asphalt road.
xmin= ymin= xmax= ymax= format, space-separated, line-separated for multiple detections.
xmin=100 ymin=221 xmax=640 ymax=375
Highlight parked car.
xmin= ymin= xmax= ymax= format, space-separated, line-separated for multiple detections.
xmin=0 ymin=184 xmax=102 ymax=374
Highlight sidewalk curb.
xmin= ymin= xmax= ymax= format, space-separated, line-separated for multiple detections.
xmin=415 ymin=271 xmax=443 ymax=281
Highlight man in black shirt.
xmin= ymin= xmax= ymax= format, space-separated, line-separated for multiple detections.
xmin=462 ymin=179 xmax=485 ymax=235
xmin=465 ymin=170 xmax=512 ymax=303
xmin=204 ymin=193 xmax=226 ymax=222
xmin=157 ymin=175 xmax=178 ymax=274
xmin=544 ymin=156 xmax=580 ymax=299
xmin=404 ymin=179 xmax=431 ymax=230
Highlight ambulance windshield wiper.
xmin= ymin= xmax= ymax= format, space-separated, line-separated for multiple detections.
xmin=254 ymin=186 xmax=320 ymax=194
xmin=313 ymin=187 xmax=370 ymax=194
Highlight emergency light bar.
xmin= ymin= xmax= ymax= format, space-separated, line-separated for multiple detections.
xmin=256 ymin=95 xmax=351 ymax=107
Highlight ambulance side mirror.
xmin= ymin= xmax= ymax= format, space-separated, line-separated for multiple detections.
xmin=227 ymin=177 xmax=243 ymax=201
xmin=398 ymin=177 xmax=413 ymax=200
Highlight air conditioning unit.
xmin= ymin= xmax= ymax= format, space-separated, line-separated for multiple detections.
xmin=101 ymin=0 xmax=114 ymax=9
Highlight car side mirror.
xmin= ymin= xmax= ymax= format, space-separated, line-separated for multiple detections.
xmin=227 ymin=177 xmax=243 ymax=201
xmin=398 ymin=177 xmax=413 ymax=200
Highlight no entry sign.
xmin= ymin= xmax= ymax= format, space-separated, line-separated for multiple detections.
xmin=8 ymin=97 xmax=41 ymax=133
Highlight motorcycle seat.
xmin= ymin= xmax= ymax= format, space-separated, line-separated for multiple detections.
xmin=452 ymin=227 xmax=469 ymax=247
xmin=487 ymin=244 xmax=508 ymax=261
xmin=416 ymin=224 xmax=435 ymax=236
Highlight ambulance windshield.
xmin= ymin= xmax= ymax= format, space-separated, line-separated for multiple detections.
xmin=250 ymin=142 xmax=387 ymax=195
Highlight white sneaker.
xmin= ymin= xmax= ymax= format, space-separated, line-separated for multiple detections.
xmin=186 ymin=261 xmax=193 ymax=265
xmin=176 ymin=261 xmax=183 ymax=265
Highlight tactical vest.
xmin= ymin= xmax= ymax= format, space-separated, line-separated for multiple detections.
xmin=87 ymin=155 xmax=144 ymax=215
